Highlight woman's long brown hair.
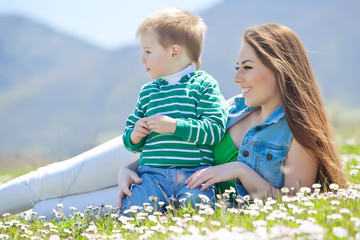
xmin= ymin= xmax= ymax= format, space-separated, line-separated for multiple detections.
xmin=243 ymin=23 xmax=347 ymax=188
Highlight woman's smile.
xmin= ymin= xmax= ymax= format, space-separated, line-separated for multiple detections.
xmin=241 ymin=87 xmax=252 ymax=95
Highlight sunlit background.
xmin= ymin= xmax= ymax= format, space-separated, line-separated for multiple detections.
xmin=0 ymin=0 xmax=359 ymax=171
xmin=0 ymin=0 xmax=223 ymax=50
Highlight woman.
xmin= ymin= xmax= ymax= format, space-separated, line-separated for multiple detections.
xmin=117 ymin=23 xmax=348 ymax=208
xmin=0 ymin=23 xmax=347 ymax=219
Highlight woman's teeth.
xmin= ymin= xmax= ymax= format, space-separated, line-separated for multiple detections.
xmin=242 ymin=88 xmax=251 ymax=94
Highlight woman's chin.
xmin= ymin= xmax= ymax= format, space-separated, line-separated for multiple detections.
xmin=244 ymin=99 xmax=256 ymax=107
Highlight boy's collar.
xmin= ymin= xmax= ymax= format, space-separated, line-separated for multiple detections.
xmin=157 ymin=65 xmax=195 ymax=86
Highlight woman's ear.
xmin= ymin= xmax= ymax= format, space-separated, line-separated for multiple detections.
xmin=171 ymin=44 xmax=182 ymax=59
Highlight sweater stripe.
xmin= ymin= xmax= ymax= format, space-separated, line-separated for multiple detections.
xmin=123 ymin=71 xmax=228 ymax=168
xmin=143 ymin=96 xmax=199 ymax=108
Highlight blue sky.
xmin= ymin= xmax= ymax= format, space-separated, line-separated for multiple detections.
xmin=0 ymin=0 xmax=223 ymax=50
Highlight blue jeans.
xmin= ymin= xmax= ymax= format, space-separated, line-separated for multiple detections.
xmin=121 ymin=165 xmax=215 ymax=213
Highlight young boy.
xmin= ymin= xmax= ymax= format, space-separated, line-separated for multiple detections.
xmin=122 ymin=8 xmax=228 ymax=213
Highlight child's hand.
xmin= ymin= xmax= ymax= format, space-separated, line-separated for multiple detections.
xmin=147 ymin=115 xmax=177 ymax=134
xmin=130 ymin=117 xmax=150 ymax=145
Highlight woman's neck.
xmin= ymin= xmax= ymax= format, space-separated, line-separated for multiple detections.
xmin=259 ymin=99 xmax=282 ymax=123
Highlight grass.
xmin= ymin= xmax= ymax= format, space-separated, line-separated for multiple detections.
xmin=0 ymin=168 xmax=37 ymax=185
xmin=0 ymin=141 xmax=360 ymax=239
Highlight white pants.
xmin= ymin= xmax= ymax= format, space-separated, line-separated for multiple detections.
xmin=0 ymin=135 xmax=139 ymax=218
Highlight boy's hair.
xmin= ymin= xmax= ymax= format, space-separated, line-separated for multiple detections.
xmin=136 ymin=8 xmax=207 ymax=70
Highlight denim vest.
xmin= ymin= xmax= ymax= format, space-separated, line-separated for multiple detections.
xmin=227 ymin=97 xmax=293 ymax=196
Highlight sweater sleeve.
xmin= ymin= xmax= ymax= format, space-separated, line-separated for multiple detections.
xmin=173 ymin=80 xmax=228 ymax=145
xmin=123 ymin=94 xmax=147 ymax=153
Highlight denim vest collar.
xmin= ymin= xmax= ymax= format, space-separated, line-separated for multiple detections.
xmin=227 ymin=96 xmax=285 ymax=129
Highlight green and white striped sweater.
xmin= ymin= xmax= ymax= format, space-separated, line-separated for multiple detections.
xmin=123 ymin=70 xmax=228 ymax=168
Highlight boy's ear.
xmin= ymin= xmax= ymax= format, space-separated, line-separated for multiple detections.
xmin=171 ymin=44 xmax=182 ymax=59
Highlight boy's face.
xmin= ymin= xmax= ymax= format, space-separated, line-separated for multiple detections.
xmin=139 ymin=31 xmax=175 ymax=79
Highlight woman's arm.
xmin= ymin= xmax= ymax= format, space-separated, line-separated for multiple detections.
xmin=122 ymin=159 xmax=140 ymax=173
xmin=238 ymin=138 xmax=318 ymax=198
xmin=282 ymin=138 xmax=318 ymax=189
xmin=186 ymin=138 xmax=318 ymax=199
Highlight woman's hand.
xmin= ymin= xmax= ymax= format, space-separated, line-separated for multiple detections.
xmin=116 ymin=167 xmax=142 ymax=210
xmin=185 ymin=162 xmax=245 ymax=191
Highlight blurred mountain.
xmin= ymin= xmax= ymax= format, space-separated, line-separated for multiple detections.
xmin=0 ymin=0 xmax=359 ymax=160
xmin=0 ymin=15 xmax=148 ymax=160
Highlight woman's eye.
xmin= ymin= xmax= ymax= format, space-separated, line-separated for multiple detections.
xmin=235 ymin=66 xmax=239 ymax=70
xmin=244 ymin=66 xmax=252 ymax=70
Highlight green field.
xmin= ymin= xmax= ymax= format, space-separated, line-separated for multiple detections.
xmin=0 ymin=134 xmax=359 ymax=239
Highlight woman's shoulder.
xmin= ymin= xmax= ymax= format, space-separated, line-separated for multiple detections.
xmin=227 ymin=94 xmax=251 ymax=115
xmin=227 ymin=94 xmax=243 ymax=105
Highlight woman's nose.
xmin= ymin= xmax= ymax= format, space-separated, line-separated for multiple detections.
xmin=233 ymin=69 xmax=243 ymax=84
xmin=140 ymin=56 xmax=145 ymax=64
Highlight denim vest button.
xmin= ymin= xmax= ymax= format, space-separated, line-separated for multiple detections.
xmin=255 ymin=126 xmax=262 ymax=131
xmin=242 ymin=151 xmax=249 ymax=157
xmin=228 ymin=99 xmax=292 ymax=193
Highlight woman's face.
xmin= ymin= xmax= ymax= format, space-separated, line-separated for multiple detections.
xmin=233 ymin=41 xmax=281 ymax=110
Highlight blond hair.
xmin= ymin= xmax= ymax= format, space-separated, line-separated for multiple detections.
xmin=243 ymin=23 xmax=347 ymax=188
xmin=136 ymin=8 xmax=207 ymax=70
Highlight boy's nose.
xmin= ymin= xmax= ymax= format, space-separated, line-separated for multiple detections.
xmin=140 ymin=57 xmax=145 ymax=64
